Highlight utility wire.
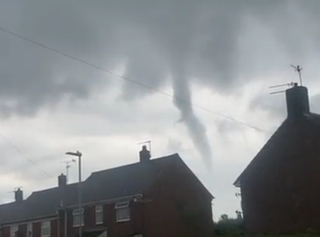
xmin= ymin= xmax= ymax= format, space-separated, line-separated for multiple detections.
xmin=0 ymin=26 xmax=267 ymax=133
xmin=0 ymin=25 xmax=269 ymax=177
xmin=0 ymin=132 xmax=52 ymax=177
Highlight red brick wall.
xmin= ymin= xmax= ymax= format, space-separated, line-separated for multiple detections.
xmin=143 ymin=159 xmax=214 ymax=237
xmin=18 ymin=224 xmax=26 ymax=237
xmin=32 ymin=222 xmax=40 ymax=237
xmin=59 ymin=201 xmax=143 ymax=237
xmin=51 ymin=220 xmax=58 ymax=237
xmin=241 ymin=119 xmax=320 ymax=234
xmin=1 ymin=219 xmax=58 ymax=237
xmin=2 ymin=227 xmax=10 ymax=237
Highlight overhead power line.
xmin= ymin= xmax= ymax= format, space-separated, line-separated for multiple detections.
xmin=0 ymin=132 xmax=51 ymax=177
xmin=0 ymin=25 xmax=266 ymax=133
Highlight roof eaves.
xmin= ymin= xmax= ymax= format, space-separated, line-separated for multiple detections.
xmin=233 ymin=178 xmax=241 ymax=188
xmin=60 ymin=193 xmax=143 ymax=209
xmin=233 ymin=119 xmax=288 ymax=187
xmin=2 ymin=215 xmax=57 ymax=226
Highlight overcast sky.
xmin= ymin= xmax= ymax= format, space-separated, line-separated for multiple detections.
xmin=1 ymin=0 xmax=320 ymax=219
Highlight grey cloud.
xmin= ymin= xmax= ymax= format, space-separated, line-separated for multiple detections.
xmin=310 ymin=94 xmax=320 ymax=114
xmin=250 ymin=92 xmax=287 ymax=119
xmin=216 ymin=119 xmax=245 ymax=137
xmin=250 ymin=90 xmax=320 ymax=120
xmin=1 ymin=0 xmax=320 ymax=163
xmin=1 ymin=0 xmax=319 ymax=111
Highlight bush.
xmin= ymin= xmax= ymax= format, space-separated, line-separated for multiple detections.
xmin=214 ymin=218 xmax=244 ymax=236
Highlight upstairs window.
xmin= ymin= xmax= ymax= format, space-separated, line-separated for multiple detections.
xmin=73 ymin=208 xmax=84 ymax=227
xmin=95 ymin=205 xmax=103 ymax=225
xmin=10 ymin=225 xmax=18 ymax=237
xmin=27 ymin=223 xmax=33 ymax=237
xmin=41 ymin=221 xmax=50 ymax=237
xmin=115 ymin=201 xmax=130 ymax=222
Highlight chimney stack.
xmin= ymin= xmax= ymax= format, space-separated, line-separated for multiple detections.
xmin=286 ymin=83 xmax=310 ymax=119
xmin=58 ymin=173 xmax=67 ymax=188
xmin=15 ymin=188 xmax=23 ymax=202
xmin=139 ymin=145 xmax=151 ymax=163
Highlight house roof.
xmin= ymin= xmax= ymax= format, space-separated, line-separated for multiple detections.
xmin=0 ymin=153 xmax=186 ymax=225
xmin=234 ymin=113 xmax=320 ymax=188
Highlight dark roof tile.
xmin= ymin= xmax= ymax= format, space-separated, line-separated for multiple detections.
xmin=0 ymin=154 xmax=180 ymax=224
xmin=234 ymin=113 xmax=320 ymax=187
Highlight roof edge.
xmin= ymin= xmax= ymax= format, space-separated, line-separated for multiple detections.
xmin=174 ymin=154 xmax=215 ymax=199
xmin=60 ymin=194 xmax=143 ymax=209
xmin=2 ymin=215 xmax=57 ymax=226
xmin=233 ymin=119 xmax=288 ymax=187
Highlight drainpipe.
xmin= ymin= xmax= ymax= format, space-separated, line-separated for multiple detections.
xmin=57 ymin=210 xmax=60 ymax=237
xmin=64 ymin=208 xmax=67 ymax=237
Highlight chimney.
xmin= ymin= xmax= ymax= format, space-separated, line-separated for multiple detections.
xmin=139 ymin=145 xmax=151 ymax=163
xmin=58 ymin=173 xmax=67 ymax=188
xmin=286 ymin=83 xmax=310 ymax=119
xmin=15 ymin=188 xmax=23 ymax=202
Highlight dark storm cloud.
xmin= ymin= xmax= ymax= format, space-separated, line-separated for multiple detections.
xmin=1 ymin=0 xmax=320 ymax=162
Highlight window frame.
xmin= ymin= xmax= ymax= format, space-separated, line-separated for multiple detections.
xmin=10 ymin=225 xmax=18 ymax=237
xmin=41 ymin=221 xmax=50 ymax=237
xmin=95 ymin=205 xmax=103 ymax=225
xmin=73 ymin=208 xmax=84 ymax=227
xmin=27 ymin=223 xmax=33 ymax=237
xmin=115 ymin=201 xmax=130 ymax=222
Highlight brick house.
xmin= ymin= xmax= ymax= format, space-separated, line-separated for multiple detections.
xmin=234 ymin=83 xmax=320 ymax=234
xmin=0 ymin=146 xmax=214 ymax=237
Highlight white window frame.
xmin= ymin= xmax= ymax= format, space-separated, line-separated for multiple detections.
xmin=41 ymin=221 xmax=50 ymax=237
xmin=73 ymin=208 xmax=84 ymax=227
xmin=115 ymin=201 xmax=130 ymax=222
xmin=27 ymin=223 xmax=33 ymax=237
xmin=10 ymin=225 xmax=18 ymax=237
xmin=95 ymin=205 xmax=103 ymax=225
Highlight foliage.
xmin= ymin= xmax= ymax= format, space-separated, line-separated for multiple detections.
xmin=214 ymin=214 xmax=244 ymax=236
xmin=214 ymin=217 xmax=320 ymax=237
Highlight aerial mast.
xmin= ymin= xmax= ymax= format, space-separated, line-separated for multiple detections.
xmin=291 ymin=65 xmax=303 ymax=86
xmin=61 ymin=159 xmax=75 ymax=183
xmin=137 ymin=140 xmax=151 ymax=155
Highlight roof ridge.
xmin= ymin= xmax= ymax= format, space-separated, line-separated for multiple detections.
xmin=233 ymin=119 xmax=288 ymax=187
xmin=90 ymin=153 xmax=179 ymax=175
xmin=0 ymin=152 xmax=181 ymax=224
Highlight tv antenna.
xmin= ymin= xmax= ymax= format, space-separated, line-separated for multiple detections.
xmin=137 ymin=140 xmax=151 ymax=155
xmin=269 ymin=82 xmax=295 ymax=95
xmin=291 ymin=65 xmax=303 ymax=86
xmin=7 ymin=187 xmax=23 ymax=194
xmin=60 ymin=159 xmax=76 ymax=183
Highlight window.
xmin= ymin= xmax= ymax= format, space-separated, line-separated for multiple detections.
xmin=73 ymin=208 xmax=84 ymax=227
xmin=95 ymin=205 xmax=103 ymax=225
xmin=115 ymin=201 xmax=130 ymax=222
xmin=10 ymin=225 xmax=18 ymax=237
xmin=41 ymin=221 xmax=50 ymax=237
xmin=27 ymin=223 xmax=33 ymax=237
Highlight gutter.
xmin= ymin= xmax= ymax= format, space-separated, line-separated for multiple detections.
xmin=2 ymin=194 xmax=143 ymax=227
xmin=57 ymin=193 xmax=143 ymax=210
xmin=2 ymin=216 xmax=57 ymax=227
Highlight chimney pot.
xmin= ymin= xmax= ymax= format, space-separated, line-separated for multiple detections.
xmin=139 ymin=145 xmax=151 ymax=163
xmin=58 ymin=173 xmax=67 ymax=188
xmin=286 ymin=85 xmax=310 ymax=119
xmin=15 ymin=188 xmax=23 ymax=202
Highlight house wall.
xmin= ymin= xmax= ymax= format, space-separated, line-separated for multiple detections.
xmin=2 ymin=227 xmax=10 ymax=237
xmin=143 ymin=159 xmax=214 ymax=237
xmin=59 ymin=201 xmax=144 ymax=237
xmin=1 ymin=219 xmax=58 ymax=237
xmin=241 ymin=119 xmax=320 ymax=234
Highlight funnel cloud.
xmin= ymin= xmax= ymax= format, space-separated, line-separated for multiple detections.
xmin=1 ymin=0 xmax=320 ymax=165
